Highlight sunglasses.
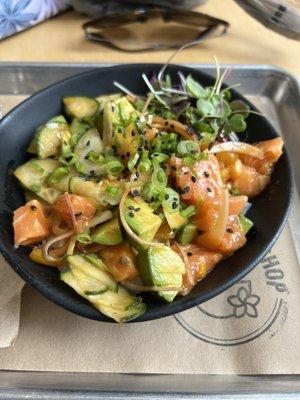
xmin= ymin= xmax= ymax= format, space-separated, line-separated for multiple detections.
xmin=83 ymin=7 xmax=229 ymax=52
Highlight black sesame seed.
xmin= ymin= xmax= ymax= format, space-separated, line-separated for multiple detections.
xmin=170 ymin=124 xmax=174 ymax=129
xmin=184 ymin=171 xmax=188 ymax=175
xmin=165 ymin=121 xmax=169 ymax=126
xmin=126 ymin=152 xmax=130 ymax=157
xmin=90 ymin=170 xmax=95 ymax=175
xmin=191 ymin=176 xmax=196 ymax=183
xmin=75 ymin=212 xmax=82 ymax=217
xmin=84 ymin=154 xmax=89 ymax=160
xmin=63 ymin=140 xmax=68 ymax=146
xmin=172 ymin=202 xmax=178 ymax=209
xmin=131 ymin=131 xmax=136 ymax=137
xmin=150 ymin=196 xmax=154 ymax=202
xmin=65 ymin=156 xmax=72 ymax=162
xmin=135 ymin=207 xmax=141 ymax=212
xmin=111 ymin=106 xmax=115 ymax=112
xmin=96 ymin=177 xmax=102 ymax=183
xmin=204 ymin=171 xmax=210 ymax=178
xmin=128 ymin=206 xmax=135 ymax=210
xmin=226 ymin=228 xmax=234 ymax=233
xmin=134 ymin=177 xmax=138 ymax=181
xmin=165 ymin=194 xmax=170 ymax=200
xmin=136 ymin=172 xmax=140 ymax=178
xmin=187 ymin=252 xmax=193 ymax=257
xmin=129 ymin=212 xmax=134 ymax=218
xmin=153 ymin=210 xmax=160 ymax=215
xmin=131 ymin=189 xmax=140 ymax=197
xmin=207 ymin=187 xmax=212 ymax=193
xmin=171 ymin=166 xmax=177 ymax=171
xmin=30 ymin=205 xmax=37 ymax=211
xmin=86 ymin=140 xmax=90 ymax=147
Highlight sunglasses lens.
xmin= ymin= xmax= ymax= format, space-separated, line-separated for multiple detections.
xmin=84 ymin=9 xmax=228 ymax=51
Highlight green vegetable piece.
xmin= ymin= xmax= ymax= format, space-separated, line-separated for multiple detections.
xmin=47 ymin=166 xmax=69 ymax=185
xmin=177 ymin=223 xmax=198 ymax=245
xmin=91 ymin=217 xmax=123 ymax=245
xmin=177 ymin=140 xmax=199 ymax=156
xmin=61 ymin=255 xmax=146 ymax=322
xmin=14 ymin=158 xmax=62 ymax=203
xmin=70 ymin=118 xmax=90 ymax=147
xmin=28 ymin=115 xmax=69 ymax=159
xmin=181 ymin=205 xmax=197 ymax=219
xmin=238 ymin=214 xmax=253 ymax=235
xmin=229 ymin=114 xmax=247 ymax=133
xmin=124 ymin=196 xmax=162 ymax=242
xmin=162 ymin=188 xmax=186 ymax=231
xmin=197 ymin=99 xmax=216 ymax=116
xmin=230 ymin=187 xmax=241 ymax=196
xmin=105 ymin=160 xmax=124 ymax=176
xmin=137 ymin=245 xmax=185 ymax=302
xmin=77 ymin=231 xmax=93 ymax=244
xmin=230 ymin=100 xmax=250 ymax=118
xmin=87 ymin=150 xmax=105 ymax=164
xmin=63 ymin=97 xmax=99 ymax=119
xmin=127 ymin=153 xmax=140 ymax=172
xmin=186 ymin=75 xmax=207 ymax=99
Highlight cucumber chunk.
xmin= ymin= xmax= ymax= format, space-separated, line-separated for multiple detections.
xmin=61 ymin=255 xmax=146 ymax=322
xmin=73 ymin=129 xmax=105 ymax=175
xmin=63 ymin=97 xmax=99 ymax=119
xmin=28 ymin=115 xmax=70 ymax=159
xmin=14 ymin=158 xmax=62 ymax=203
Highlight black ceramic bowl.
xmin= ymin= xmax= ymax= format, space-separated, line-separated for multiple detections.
xmin=0 ymin=64 xmax=293 ymax=322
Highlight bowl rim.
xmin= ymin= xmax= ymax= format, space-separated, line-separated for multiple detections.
xmin=0 ymin=63 xmax=294 ymax=322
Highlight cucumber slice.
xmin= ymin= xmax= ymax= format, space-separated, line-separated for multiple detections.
xmin=28 ymin=115 xmax=70 ymax=159
xmin=63 ymin=97 xmax=99 ymax=119
xmin=14 ymin=158 xmax=62 ymax=203
xmin=61 ymin=255 xmax=146 ymax=322
xmin=70 ymin=118 xmax=90 ymax=147
xmin=73 ymin=129 xmax=105 ymax=175
xmin=68 ymin=255 xmax=117 ymax=293
xmin=69 ymin=176 xmax=122 ymax=206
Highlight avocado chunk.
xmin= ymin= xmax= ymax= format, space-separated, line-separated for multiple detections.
xmin=61 ymin=254 xmax=146 ymax=322
xmin=162 ymin=188 xmax=186 ymax=231
xmin=124 ymin=196 xmax=162 ymax=242
xmin=137 ymin=245 xmax=185 ymax=302
xmin=177 ymin=223 xmax=198 ymax=245
xmin=238 ymin=214 xmax=253 ymax=234
xmin=91 ymin=217 xmax=123 ymax=245
xmin=63 ymin=96 xmax=99 ymax=119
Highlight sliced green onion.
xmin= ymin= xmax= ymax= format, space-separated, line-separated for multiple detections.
xmin=59 ymin=153 xmax=77 ymax=166
xmin=105 ymin=160 xmax=124 ymax=176
xmin=238 ymin=214 xmax=253 ymax=235
xmin=181 ymin=205 xmax=197 ymax=219
xmin=151 ymin=152 xmax=169 ymax=164
xmin=230 ymin=187 xmax=240 ymax=196
xmin=106 ymin=184 xmax=120 ymax=198
xmin=142 ymin=182 xmax=159 ymax=203
xmin=47 ymin=166 xmax=69 ymax=185
xmin=77 ymin=231 xmax=93 ymax=244
xmin=138 ymin=151 xmax=152 ymax=173
xmin=152 ymin=165 xmax=167 ymax=191
xmin=177 ymin=140 xmax=199 ymax=156
xmin=87 ymin=151 xmax=105 ymax=164
xmin=128 ymin=153 xmax=140 ymax=172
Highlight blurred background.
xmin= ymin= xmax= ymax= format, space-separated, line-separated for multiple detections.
xmin=0 ymin=0 xmax=299 ymax=75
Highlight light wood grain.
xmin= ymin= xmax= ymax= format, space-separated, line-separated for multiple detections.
xmin=0 ymin=1 xmax=299 ymax=75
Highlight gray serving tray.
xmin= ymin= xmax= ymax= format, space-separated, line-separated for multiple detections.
xmin=0 ymin=63 xmax=299 ymax=399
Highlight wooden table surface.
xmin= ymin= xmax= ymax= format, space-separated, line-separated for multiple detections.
xmin=0 ymin=1 xmax=299 ymax=76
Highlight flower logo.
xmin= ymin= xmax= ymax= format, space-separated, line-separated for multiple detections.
xmin=227 ymin=281 xmax=260 ymax=318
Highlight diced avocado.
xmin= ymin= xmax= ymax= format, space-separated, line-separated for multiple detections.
xmin=137 ymin=245 xmax=185 ymax=302
xmin=63 ymin=96 xmax=99 ymax=119
xmin=61 ymin=255 xmax=146 ymax=322
xmin=162 ymin=188 xmax=186 ymax=230
xmin=27 ymin=115 xmax=70 ymax=159
xmin=48 ymin=166 xmax=78 ymax=192
xmin=91 ymin=217 xmax=123 ymax=245
xmin=124 ymin=197 xmax=162 ymax=242
xmin=73 ymin=129 xmax=105 ymax=175
xmin=177 ymin=223 xmax=198 ymax=245
xmin=238 ymin=214 xmax=253 ymax=234
xmin=14 ymin=158 xmax=62 ymax=203
xmin=114 ymin=122 xmax=140 ymax=160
